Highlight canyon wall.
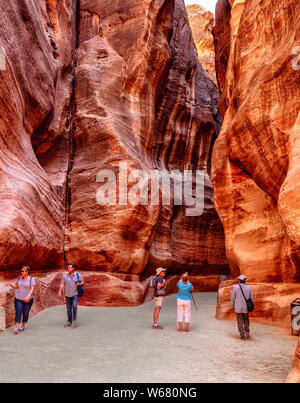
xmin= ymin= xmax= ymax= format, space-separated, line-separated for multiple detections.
xmin=212 ymin=0 xmax=300 ymax=382
xmin=0 ymin=0 xmax=76 ymax=270
xmin=186 ymin=4 xmax=217 ymax=86
xmin=0 ymin=0 xmax=227 ymax=277
xmin=212 ymin=0 xmax=300 ymax=283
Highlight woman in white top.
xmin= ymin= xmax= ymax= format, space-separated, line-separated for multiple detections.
xmin=6 ymin=266 xmax=36 ymax=334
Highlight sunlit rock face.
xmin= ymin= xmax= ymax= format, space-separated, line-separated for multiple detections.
xmin=65 ymin=0 xmax=227 ymax=275
xmin=186 ymin=4 xmax=217 ymax=86
xmin=0 ymin=0 xmax=227 ymax=277
xmin=212 ymin=0 xmax=300 ymax=381
xmin=0 ymin=0 xmax=75 ymax=270
xmin=212 ymin=0 xmax=231 ymax=116
xmin=212 ymin=0 xmax=300 ymax=283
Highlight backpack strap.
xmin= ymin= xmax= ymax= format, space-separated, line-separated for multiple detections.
xmin=239 ymin=284 xmax=247 ymax=303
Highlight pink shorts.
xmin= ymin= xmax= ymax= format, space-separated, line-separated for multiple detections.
xmin=177 ymin=298 xmax=191 ymax=323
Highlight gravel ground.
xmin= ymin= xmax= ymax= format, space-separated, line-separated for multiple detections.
xmin=0 ymin=292 xmax=297 ymax=383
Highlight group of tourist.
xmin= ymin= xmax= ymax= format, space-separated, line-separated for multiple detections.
xmin=5 ymin=263 xmax=83 ymax=334
xmin=152 ymin=267 xmax=193 ymax=332
xmin=5 ymin=264 xmax=255 ymax=340
xmin=151 ymin=267 xmax=255 ymax=339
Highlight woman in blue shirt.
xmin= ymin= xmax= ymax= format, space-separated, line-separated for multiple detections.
xmin=176 ymin=272 xmax=193 ymax=332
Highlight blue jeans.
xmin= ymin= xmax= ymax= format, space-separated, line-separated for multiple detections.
xmin=65 ymin=296 xmax=78 ymax=324
xmin=14 ymin=298 xmax=34 ymax=324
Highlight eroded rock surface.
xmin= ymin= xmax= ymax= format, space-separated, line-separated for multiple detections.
xmin=186 ymin=4 xmax=217 ymax=85
xmin=0 ymin=0 xmax=226 ymax=277
xmin=212 ymin=0 xmax=300 ymax=382
xmin=212 ymin=0 xmax=300 ymax=283
xmin=0 ymin=0 xmax=77 ymax=270
xmin=65 ymin=0 xmax=227 ymax=275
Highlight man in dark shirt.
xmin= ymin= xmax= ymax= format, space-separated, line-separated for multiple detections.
xmin=152 ymin=267 xmax=166 ymax=330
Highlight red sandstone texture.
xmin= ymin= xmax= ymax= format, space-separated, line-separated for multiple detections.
xmin=58 ymin=0 xmax=228 ymax=275
xmin=212 ymin=0 xmax=300 ymax=382
xmin=186 ymin=4 xmax=217 ymax=86
xmin=0 ymin=0 xmax=227 ymax=277
xmin=0 ymin=0 xmax=75 ymax=270
xmin=212 ymin=0 xmax=300 ymax=283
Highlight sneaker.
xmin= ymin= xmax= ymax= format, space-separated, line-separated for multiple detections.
xmin=64 ymin=322 xmax=72 ymax=328
xmin=13 ymin=327 xmax=19 ymax=335
xmin=152 ymin=325 xmax=163 ymax=330
xmin=18 ymin=327 xmax=25 ymax=332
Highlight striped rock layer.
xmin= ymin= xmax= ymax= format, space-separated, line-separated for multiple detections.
xmin=212 ymin=0 xmax=300 ymax=283
xmin=0 ymin=0 xmax=227 ymax=276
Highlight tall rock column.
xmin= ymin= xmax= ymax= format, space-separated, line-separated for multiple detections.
xmin=212 ymin=0 xmax=300 ymax=282
xmin=0 ymin=0 xmax=77 ymax=270
xmin=64 ymin=0 xmax=227 ymax=275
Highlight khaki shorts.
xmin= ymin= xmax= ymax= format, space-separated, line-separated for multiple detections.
xmin=154 ymin=296 xmax=164 ymax=308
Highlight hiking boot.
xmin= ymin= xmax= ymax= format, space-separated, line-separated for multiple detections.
xmin=152 ymin=325 xmax=163 ymax=330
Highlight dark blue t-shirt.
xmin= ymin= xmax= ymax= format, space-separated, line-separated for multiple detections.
xmin=153 ymin=275 xmax=164 ymax=297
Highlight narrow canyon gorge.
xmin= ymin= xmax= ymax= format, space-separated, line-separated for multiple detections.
xmin=0 ymin=0 xmax=299 ymax=382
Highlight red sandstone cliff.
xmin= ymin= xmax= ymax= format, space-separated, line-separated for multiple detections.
xmin=0 ymin=0 xmax=227 ymax=276
xmin=186 ymin=4 xmax=217 ymax=86
xmin=212 ymin=0 xmax=300 ymax=283
xmin=212 ymin=0 xmax=300 ymax=382
xmin=0 ymin=0 xmax=75 ymax=270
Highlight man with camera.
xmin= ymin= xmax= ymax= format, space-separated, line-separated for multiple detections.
xmin=152 ymin=267 xmax=166 ymax=330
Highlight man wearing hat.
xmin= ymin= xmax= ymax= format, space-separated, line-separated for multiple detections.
xmin=152 ymin=267 xmax=166 ymax=329
xmin=231 ymin=274 xmax=255 ymax=340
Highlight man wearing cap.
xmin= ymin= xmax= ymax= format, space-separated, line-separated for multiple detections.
xmin=152 ymin=267 xmax=166 ymax=330
xmin=231 ymin=274 xmax=255 ymax=340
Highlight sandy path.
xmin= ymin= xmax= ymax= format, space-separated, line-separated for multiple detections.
xmin=0 ymin=293 xmax=297 ymax=383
